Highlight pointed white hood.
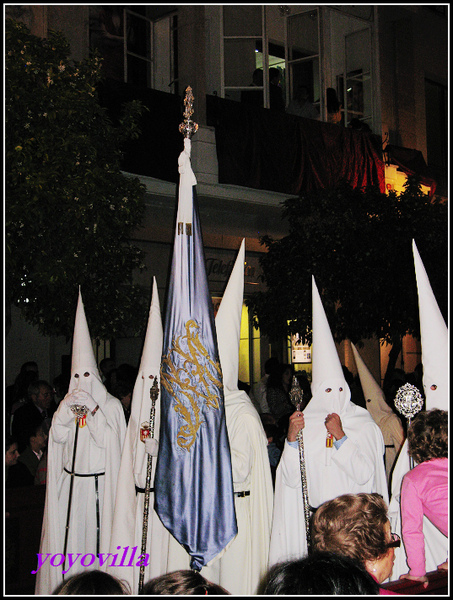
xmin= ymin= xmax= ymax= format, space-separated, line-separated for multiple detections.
xmin=351 ymin=342 xmax=395 ymax=427
xmin=413 ymin=240 xmax=448 ymax=410
xmin=109 ymin=278 xmax=168 ymax=591
xmin=132 ymin=276 xmax=163 ymax=464
xmin=68 ymin=288 xmax=105 ymax=397
xmin=215 ymin=240 xmax=245 ymax=395
xmin=308 ymin=276 xmax=350 ymax=415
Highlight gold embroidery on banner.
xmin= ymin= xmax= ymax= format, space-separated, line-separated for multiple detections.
xmin=161 ymin=319 xmax=223 ymax=452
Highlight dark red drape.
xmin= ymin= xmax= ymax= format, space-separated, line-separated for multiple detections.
xmin=207 ymin=95 xmax=386 ymax=195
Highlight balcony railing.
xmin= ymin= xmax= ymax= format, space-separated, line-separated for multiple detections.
xmin=99 ymin=82 xmax=436 ymax=198
xmin=206 ymin=94 xmax=386 ymax=195
xmin=381 ymin=569 xmax=448 ymax=595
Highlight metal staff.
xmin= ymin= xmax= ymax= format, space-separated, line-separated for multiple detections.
xmin=138 ymin=376 xmax=159 ymax=594
xmin=62 ymin=403 xmax=89 ymax=577
xmin=394 ymin=382 xmax=424 ymax=470
xmin=289 ymin=376 xmax=311 ymax=550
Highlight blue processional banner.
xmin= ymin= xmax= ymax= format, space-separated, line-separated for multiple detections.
xmin=154 ymin=166 xmax=237 ymax=570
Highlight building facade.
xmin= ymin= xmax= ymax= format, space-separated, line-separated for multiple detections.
xmin=5 ymin=4 xmax=448 ymax=391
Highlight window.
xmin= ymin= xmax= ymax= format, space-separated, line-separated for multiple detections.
xmin=221 ymin=6 xmax=322 ymax=113
xmin=222 ymin=6 xmax=266 ymax=105
xmin=337 ymin=28 xmax=373 ymax=128
xmin=286 ymin=9 xmax=321 ymax=114
xmin=89 ymin=5 xmax=177 ymax=92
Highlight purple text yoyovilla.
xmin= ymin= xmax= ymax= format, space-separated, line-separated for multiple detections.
xmin=32 ymin=546 xmax=150 ymax=575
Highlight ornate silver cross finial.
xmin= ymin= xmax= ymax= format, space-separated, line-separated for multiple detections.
xmin=179 ymin=86 xmax=198 ymax=139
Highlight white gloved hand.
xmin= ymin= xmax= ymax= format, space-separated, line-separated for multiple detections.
xmin=144 ymin=438 xmax=159 ymax=457
xmin=65 ymin=389 xmax=98 ymax=413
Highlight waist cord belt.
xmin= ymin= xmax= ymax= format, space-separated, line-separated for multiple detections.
xmin=64 ymin=468 xmax=105 ymax=555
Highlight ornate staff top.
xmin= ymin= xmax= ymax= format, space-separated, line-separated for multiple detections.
xmin=394 ymin=383 xmax=424 ymax=420
xmin=179 ymin=86 xmax=199 ymax=139
xmin=70 ymin=404 xmax=89 ymax=419
xmin=289 ymin=375 xmax=304 ymax=409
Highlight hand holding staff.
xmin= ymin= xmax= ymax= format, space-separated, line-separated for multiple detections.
xmin=138 ymin=377 xmax=159 ymax=593
xmin=289 ymin=376 xmax=311 ymax=550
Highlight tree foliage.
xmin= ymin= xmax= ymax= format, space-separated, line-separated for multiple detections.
xmin=5 ymin=19 xmax=149 ymax=339
xmin=247 ymin=178 xmax=447 ymax=346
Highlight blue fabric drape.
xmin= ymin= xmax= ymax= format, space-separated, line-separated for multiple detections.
xmin=154 ymin=185 xmax=237 ymax=571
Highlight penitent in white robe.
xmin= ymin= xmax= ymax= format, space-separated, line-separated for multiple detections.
xmin=107 ymin=384 xmax=170 ymax=593
xmin=35 ymin=392 xmax=126 ymax=595
xmin=108 ymin=278 xmax=170 ymax=593
xmin=166 ymin=390 xmax=274 ymax=595
xmin=387 ymin=240 xmax=449 ymax=581
xmin=269 ymin=378 xmax=388 ymax=566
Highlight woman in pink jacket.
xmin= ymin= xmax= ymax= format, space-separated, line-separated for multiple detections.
xmin=399 ymin=409 xmax=448 ymax=586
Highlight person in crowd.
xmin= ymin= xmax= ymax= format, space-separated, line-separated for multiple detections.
xmin=17 ymin=421 xmax=48 ymax=483
xmin=241 ymin=68 xmax=264 ymax=107
xmin=383 ymin=368 xmax=408 ymax=412
xmin=326 ymin=87 xmax=342 ymax=124
xmin=311 ymin=493 xmax=400 ymax=592
xmin=263 ymin=421 xmax=282 ymax=485
xmin=295 ymin=370 xmax=312 ymax=406
xmin=5 ymin=435 xmax=21 ymax=487
xmin=6 ymin=361 xmax=39 ymax=406
xmin=7 ymin=365 xmax=40 ymax=432
xmin=11 ymin=380 xmax=56 ymax=452
xmin=399 ymin=409 xmax=448 ymax=585
xmin=35 ymin=290 xmax=127 ymax=595
xmin=53 ymin=373 xmax=71 ymax=407
xmin=107 ymin=363 xmax=137 ymax=424
xmin=263 ymin=551 xmax=380 ymax=595
xmin=34 ymin=450 xmax=48 ymax=485
xmin=266 ymin=363 xmax=294 ymax=428
xmin=348 ymin=117 xmax=372 ymax=132
xmin=286 ymin=84 xmax=319 ymax=120
xmin=269 ymin=67 xmax=285 ymax=111
xmin=141 ymin=570 xmax=230 ymax=595
xmin=251 ymin=356 xmax=280 ymax=415
xmin=53 ymin=569 xmax=129 ymax=595
xmin=99 ymin=357 xmax=116 ymax=384
xmin=109 ymin=378 xmax=134 ymax=424
xmin=269 ymin=278 xmax=388 ymax=565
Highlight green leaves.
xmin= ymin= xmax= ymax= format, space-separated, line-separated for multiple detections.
xmin=248 ymin=180 xmax=447 ymax=346
xmin=6 ymin=18 xmax=148 ymax=339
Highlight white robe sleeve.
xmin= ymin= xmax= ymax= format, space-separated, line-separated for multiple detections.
xmin=333 ymin=421 xmax=386 ymax=491
xmin=230 ymin=430 xmax=253 ymax=487
xmin=84 ymin=406 xmax=108 ymax=448
xmin=332 ymin=436 xmax=376 ymax=486
xmin=279 ymin=442 xmax=302 ymax=488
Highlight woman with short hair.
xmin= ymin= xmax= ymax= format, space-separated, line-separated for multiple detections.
xmin=311 ymin=493 xmax=400 ymax=593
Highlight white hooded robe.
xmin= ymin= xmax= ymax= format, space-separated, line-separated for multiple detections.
xmin=269 ymin=278 xmax=388 ymax=566
xmin=35 ymin=291 xmax=126 ymax=594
